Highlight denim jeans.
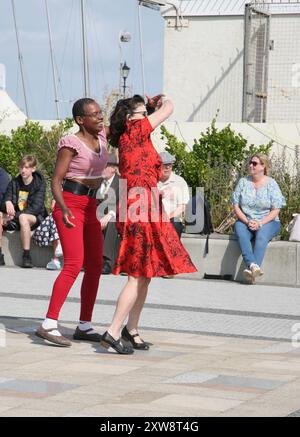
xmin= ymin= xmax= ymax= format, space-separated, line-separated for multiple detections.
xmin=234 ymin=219 xmax=281 ymax=268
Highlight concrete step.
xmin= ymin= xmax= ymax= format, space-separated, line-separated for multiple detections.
xmin=181 ymin=233 xmax=299 ymax=286
xmin=1 ymin=231 xmax=52 ymax=268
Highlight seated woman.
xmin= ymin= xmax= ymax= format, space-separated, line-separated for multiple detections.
xmin=231 ymin=154 xmax=285 ymax=284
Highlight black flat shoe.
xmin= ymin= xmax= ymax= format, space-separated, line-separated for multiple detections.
xmin=121 ymin=326 xmax=150 ymax=350
xmin=100 ymin=331 xmax=134 ymax=355
xmin=73 ymin=327 xmax=102 ymax=342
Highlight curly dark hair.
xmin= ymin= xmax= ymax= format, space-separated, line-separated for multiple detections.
xmin=108 ymin=95 xmax=145 ymax=148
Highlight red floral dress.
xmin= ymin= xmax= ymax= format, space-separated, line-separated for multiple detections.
xmin=113 ymin=117 xmax=197 ymax=278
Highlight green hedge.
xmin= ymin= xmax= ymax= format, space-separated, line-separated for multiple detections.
xmin=0 ymin=118 xmax=73 ymax=207
xmin=1 ymin=116 xmax=298 ymax=239
xmin=160 ymin=119 xmax=299 ymax=239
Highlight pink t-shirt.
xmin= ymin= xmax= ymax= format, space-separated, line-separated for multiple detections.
xmin=58 ymin=131 xmax=108 ymax=179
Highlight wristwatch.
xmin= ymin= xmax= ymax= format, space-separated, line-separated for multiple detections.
xmin=258 ymin=221 xmax=263 ymax=228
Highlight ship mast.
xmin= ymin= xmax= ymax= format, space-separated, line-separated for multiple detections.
xmin=45 ymin=0 xmax=60 ymax=119
xmin=80 ymin=0 xmax=90 ymax=97
xmin=11 ymin=0 xmax=29 ymax=117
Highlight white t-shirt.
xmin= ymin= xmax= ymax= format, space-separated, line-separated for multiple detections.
xmin=158 ymin=172 xmax=190 ymax=220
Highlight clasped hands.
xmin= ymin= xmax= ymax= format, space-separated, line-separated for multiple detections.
xmin=247 ymin=219 xmax=261 ymax=231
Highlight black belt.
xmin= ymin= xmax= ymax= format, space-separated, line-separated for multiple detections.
xmin=62 ymin=179 xmax=98 ymax=198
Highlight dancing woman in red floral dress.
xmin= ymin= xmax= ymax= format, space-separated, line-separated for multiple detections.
xmin=101 ymin=95 xmax=197 ymax=354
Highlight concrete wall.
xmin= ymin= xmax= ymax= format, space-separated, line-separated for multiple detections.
xmin=163 ymin=16 xmax=245 ymax=122
xmin=163 ymin=14 xmax=300 ymax=123
xmin=267 ymin=15 xmax=300 ymax=122
xmin=0 ymin=119 xmax=63 ymax=135
xmin=1 ymin=232 xmax=52 ymax=268
xmin=2 ymin=231 xmax=299 ymax=287
xmin=180 ymin=233 xmax=300 ymax=287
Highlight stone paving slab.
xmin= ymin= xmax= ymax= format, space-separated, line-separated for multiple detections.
xmin=2 ymin=267 xmax=300 ymax=316
xmin=1 ymin=268 xmax=300 ymax=417
xmin=1 ymin=293 xmax=300 ymax=342
xmin=0 ymin=318 xmax=300 ymax=417
xmin=2 ymin=267 xmax=300 ymax=344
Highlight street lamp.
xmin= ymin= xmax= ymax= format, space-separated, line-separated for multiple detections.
xmin=138 ymin=0 xmax=166 ymax=10
xmin=121 ymin=62 xmax=130 ymax=98
xmin=119 ymin=30 xmax=131 ymax=97
xmin=138 ymin=1 xmax=182 ymax=28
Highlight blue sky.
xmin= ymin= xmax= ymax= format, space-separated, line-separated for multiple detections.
xmin=0 ymin=0 xmax=164 ymax=119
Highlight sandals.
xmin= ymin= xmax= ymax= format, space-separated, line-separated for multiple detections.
xmin=100 ymin=331 xmax=134 ymax=355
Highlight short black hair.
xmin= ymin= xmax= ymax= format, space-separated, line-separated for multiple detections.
xmin=72 ymin=98 xmax=96 ymax=119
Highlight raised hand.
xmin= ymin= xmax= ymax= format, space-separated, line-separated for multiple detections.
xmin=146 ymin=93 xmax=165 ymax=109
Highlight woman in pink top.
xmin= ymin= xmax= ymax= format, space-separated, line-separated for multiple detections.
xmin=36 ymin=98 xmax=108 ymax=347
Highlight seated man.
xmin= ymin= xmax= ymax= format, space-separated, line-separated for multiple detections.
xmin=0 ymin=167 xmax=10 ymax=265
xmin=158 ymin=151 xmax=190 ymax=238
xmin=97 ymin=153 xmax=120 ymax=274
xmin=0 ymin=155 xmax=47 ymax=268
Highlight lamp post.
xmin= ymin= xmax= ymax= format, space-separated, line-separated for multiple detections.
xmin=121 ymin=62 xmax=130 ymax=98
xmin=119 ymin=30 xmax=131 ymax=98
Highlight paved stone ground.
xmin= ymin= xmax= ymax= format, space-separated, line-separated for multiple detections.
xmin=1 ymin=267 xmax=300 ymax=417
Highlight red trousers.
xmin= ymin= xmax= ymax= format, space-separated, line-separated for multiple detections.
xmin=46 ymin=191 xmax=103 ymax=321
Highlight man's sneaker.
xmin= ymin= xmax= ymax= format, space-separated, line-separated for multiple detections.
xmin=250 ymin=263 xmax=263 ymax=278
xmin=54 ymin=242 xmax=63 ymax=258
xmin=0 ymin=254 xmax=5 ymax=266
xmin=243 ymin=268 xmax=255 ymax=284
xmin=22 ymin=254 xmax=33 ymax=268
xmin=46 ymin=258 xmax=61 ymax=270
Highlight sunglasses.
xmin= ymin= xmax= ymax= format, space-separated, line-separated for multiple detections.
xmin=249 ymin=161 xmax=261 ymax=167
xmin=82 ymin=111 xmax=103 ymax=118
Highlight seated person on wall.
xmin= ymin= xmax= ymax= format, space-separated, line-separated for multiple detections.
xmin=96 ymin=152 xmax=120 ymax=275
xmin=0 ymin=155 xmax=47 ymax=268
xmin=0 ymin=167 xmax=10 ymax=265
xmin=231 ymin=154 xmax=285 ymax=284
xmin=157 ymin=151 xmax=190 ymax=238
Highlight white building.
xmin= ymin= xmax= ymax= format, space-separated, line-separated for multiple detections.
xmin=0 ymin=64 xmax=27 ymax=123
xmin=0 ymin=64 xmax=56 ymax=134
xmin=161 ymin=0 xmax=300 ymax=123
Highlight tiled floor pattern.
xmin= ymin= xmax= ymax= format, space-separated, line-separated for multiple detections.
xmin=1 ymin=316 xmax=300 ymax=417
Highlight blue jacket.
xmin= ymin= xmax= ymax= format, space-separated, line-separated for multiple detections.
xmin=0 ymin=168 xmax=10 ymax=205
